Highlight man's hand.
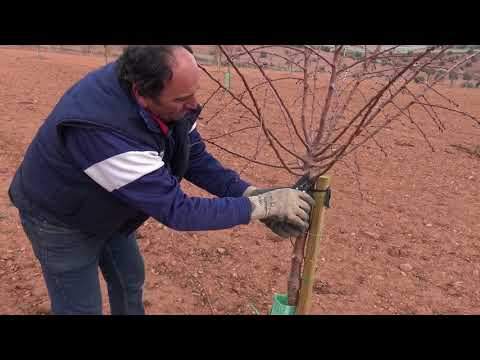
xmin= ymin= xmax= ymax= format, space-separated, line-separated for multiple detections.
xmin=244 ymin=186 xmax=315 ymax=237
xmin=242 ymin=186 xmax=280 ymax=197
xmin=262 ymin=218 xmax=306 ymax=238
xmin=248 ymin=188 xmax=316 ymax=233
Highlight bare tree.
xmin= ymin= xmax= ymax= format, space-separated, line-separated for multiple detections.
xmin=199 ymin=45 xmax=480 ymax=307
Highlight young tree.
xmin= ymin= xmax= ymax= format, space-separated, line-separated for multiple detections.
xmin=424 ymin=68 xmax=436 ymax=83
xmin=199 ymin=45 xmax=480 ymax=309
xmin=435 ymin=69 xmax=447 ymax=81
xmin=449 ymin=71 xmax=459 ymax=87
xmin=320 ymin=46 xmax=331 ymax=53
xmin=415 ymin=75 xmax=425 ymax=83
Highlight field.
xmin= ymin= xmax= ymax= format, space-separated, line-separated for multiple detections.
xmin=0 ymin=47 xmax=479 ymax=315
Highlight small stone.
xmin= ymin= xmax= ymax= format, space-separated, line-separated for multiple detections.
xmin=362 ymin=230 xmax=380 ymax=240
xmin=452 ymin=281 xmax=464 ymax=289
xmin=468 ymin=176 xmax=474 ymax=180
xmin=400 ymin=271 xmax=407 ymax=277
xmin=313 ymin=280 xmax=330 ymax=294
xmin=216 ymin=247 xmax=226 ymax=255
xmin=425 ymin=223 xmax=433 ymax=227
xmin=32 ymin=284 xmax=47 ymax=297
xmin=198 ymin=269 xmax=203 ymax=274
xmin=171 ymin=260 xmax=177 ymax=266
xmin=36 ymin=302 xmax=50 ymax=315
xmin=399 ymin=263 xmax=413 ymax=272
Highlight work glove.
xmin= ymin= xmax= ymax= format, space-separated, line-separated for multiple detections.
xmin=243 ymin=186 xmax=316 ymax=238
xmin=243 ymin=186 xmax=308 ymax=238
xmin=263 ymin=218 xmax=306 ymax=238
xmin=247 ymin=187 xmax=316 ymax=235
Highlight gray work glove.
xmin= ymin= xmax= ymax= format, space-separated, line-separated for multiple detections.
xmin=263 ymin=218 xmax=306 ymax=238
xmin=243 ymin=186 xmax=308 ymax=238
xmin=246 ymin=187 xmax=316 ymax=235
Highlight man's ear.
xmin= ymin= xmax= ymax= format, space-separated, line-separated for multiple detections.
xmin=132 ymin=84 xmax=148 ymax=108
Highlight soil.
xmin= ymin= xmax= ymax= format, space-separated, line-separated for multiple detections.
xmin=0 ymin=47 xmax=479 ymax=315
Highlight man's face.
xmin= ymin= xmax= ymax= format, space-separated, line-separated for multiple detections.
xmin=140 ymin=48 xmax=200 ymax=123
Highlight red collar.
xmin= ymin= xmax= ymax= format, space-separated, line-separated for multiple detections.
xmin=132 ymin=89 xmax=169 ymax=136
xmin=148 ymin=111 xmax=170 ymax=136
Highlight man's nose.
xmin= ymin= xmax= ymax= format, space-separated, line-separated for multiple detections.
xmin=186 ymin=96 xmax=198 ymax=110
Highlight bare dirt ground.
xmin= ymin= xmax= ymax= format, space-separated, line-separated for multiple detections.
xmin=1 ymin=47 xmax=480 ymax=315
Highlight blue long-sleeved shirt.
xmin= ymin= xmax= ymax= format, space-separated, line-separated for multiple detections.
xmin=63 ymin=122 xmax=252 ymax=231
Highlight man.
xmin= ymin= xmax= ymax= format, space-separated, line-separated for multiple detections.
xmin=8 ymin=45 xmax=315 ymax=315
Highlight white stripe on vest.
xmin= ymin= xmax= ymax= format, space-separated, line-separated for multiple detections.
xmin=84 ymin=151 xmax=165 ymax=192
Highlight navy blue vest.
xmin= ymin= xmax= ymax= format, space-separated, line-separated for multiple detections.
xmin=9 ymin=62 xmax=201 ymax=237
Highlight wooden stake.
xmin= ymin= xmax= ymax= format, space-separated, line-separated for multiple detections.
xmin=104 ymin=45 xmax=108 ymax=64
xmin=296 ymin=175 xmax=331 ymax=315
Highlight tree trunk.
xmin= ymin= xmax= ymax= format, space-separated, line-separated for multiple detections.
xmin=287 ymin=233 xmax=307 ymax=305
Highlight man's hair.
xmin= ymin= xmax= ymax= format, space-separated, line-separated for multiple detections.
xmin=117 ymin=45 xmax=194 ymax=99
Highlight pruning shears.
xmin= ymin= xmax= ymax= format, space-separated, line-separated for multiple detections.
xmin=292 ymin=174 xmax=331 ymax=208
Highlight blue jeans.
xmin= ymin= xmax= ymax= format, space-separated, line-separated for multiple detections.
xmin=19 ymin=210 xmax=145 ymax=315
